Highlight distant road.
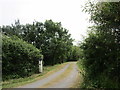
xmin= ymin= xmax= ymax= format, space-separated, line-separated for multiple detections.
xmin=19 ymin=62 xmax=80 ymax=88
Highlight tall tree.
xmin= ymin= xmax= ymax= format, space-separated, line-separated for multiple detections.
xmin=80 ymin=2 xmax=120 ymax=88
xmin=2 ymin=20 xmax=73 ymax=65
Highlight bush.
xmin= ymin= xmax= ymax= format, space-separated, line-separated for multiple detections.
xmin=80 ymin=30 xmax=120 ymax=88
xmin=2 ymin=35 xmax=43 ymax=80
xmin=80 ymin=2 xmax=120 ymax=88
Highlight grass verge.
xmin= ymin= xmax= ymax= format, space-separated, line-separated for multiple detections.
xmin=74 ymin=60 xmax=84 ymax=88
xmin=2 ymin=62 xmax=68 ymax=88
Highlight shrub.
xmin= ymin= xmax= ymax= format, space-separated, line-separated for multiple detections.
xmin=80 ymin=30 xmax=120 ymax=88
xmin=2 ymin=35 xmax=43 ymax=80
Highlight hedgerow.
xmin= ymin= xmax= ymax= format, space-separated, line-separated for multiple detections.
xmin=2 ymin=35 xmax=43 ymax=80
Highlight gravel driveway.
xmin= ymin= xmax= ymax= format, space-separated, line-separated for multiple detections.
xmin=19 ymin=62 xmax=79 ymax=88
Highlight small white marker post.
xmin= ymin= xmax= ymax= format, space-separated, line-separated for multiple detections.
xmin=39 ymin=56 xmax=43 ymax=73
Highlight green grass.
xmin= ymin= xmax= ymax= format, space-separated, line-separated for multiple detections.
xmin=77 ymin=60 xmax=85 ymax=78
xmin=2 ymin=62 xmax=68 ymax=88
xmin=73 ymin=60 xmax=84 ymax=88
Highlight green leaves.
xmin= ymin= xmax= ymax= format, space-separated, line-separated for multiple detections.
xmin=80 ymin=2 xmax=120 ymax=88
xmin=43 ymin=20 xmax=73 ymax=65
xmin=2 ymin=35 xmax=42 ymax=80
xmin=2 ymin=19 xmax=73 ymax=66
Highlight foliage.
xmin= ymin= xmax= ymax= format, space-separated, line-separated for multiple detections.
xmin=80 ymin=2 xmax=120 ymax=88
xmin=2 ymin=35 xmax=42 ymax=80
xmin=67 ymin=46 xmax=82 ymax=61
xmin=43 ymin=20 xmax=73 ymax=65
xmin=3 ymin=62 xmax=68 ymax=88
xmin=2 ymin=20 xmax=73 ymax=65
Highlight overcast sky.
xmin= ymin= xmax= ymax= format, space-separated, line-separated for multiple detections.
xmin=0 ymin=0 xmax=92 ymax=45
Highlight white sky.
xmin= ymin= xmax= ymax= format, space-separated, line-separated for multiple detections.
xmin=0 ymin=0 xmax=92 ymax=45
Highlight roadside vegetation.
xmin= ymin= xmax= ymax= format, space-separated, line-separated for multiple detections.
xmin=2 ymin=35 xmax=42 ymax=81
xmin=1 ymin=19 xmax=81 ymax=86
xmin=2 ymin=1 xmax=119 ymax=89
xmin=2 ymin=20 xmax=73 ymax=66
xmin=2 ymin=62 xmax=68 ymax=88
xmin=78 ymin=1 xmax=120 ymax=88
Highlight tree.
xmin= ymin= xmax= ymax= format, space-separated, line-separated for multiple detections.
xmin=67 ymin=46 xmax=81 ymax=61
xmin=80 ymin=2 xmax=120 ymax=88
xmin=43 ymin=20 xmax=73 ymax=65
xmin=2 ymin=20 xmax=73 ymax=65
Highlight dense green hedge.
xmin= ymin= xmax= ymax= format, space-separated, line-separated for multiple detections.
xmin=2 ymin=35 xmax=43 ymax=80
xmin=80 ymin=30 xmax=120 ymax=88
xmin=80 ymin=2 xmax=120 ymax=88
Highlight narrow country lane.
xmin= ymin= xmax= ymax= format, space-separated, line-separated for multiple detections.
xmin=18 ymin=62 xmax=80 ymax=88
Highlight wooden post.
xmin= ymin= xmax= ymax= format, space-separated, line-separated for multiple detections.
xmin=39 ymin=60 xmax=43 ymax=73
